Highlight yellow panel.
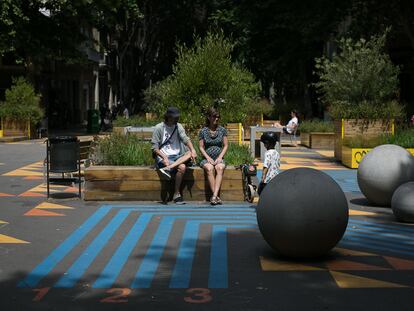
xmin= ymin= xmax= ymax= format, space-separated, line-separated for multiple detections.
xmin=349 ymin=209 xmax=378 ymax=216
xmin=0 ymin=234 xmax=29 ymax=244
xmin=35 ymin=202 xmax=74 ymax=210
xmin=330 ymin=271 xmax=406 ymax=288
xmin=333 ymin=248 xmax=377 ymax=257
xmin=260 ymin=256 xmax=324 ymax=271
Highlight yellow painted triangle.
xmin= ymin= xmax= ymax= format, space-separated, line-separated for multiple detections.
xmin=330 ymin=271 xmax=407 ymax=288
xmin=3 ymin=170 xmax=42 ymax=177
xmin=334 ymin=248 xmax=377 ymax=257
xmin=349 ymin=209 xmax=378 ymax=216
xmin=0 ymin=220 xmax=8 ymax=224
xmin=0 ymin=234 xmax=29 ymax=244
xmin=35 ymin=202 xmax=73 ymax=210
xmin=260 ymin=256 xmax=324 ymax=271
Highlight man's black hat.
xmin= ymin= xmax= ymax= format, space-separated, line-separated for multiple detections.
xmin=165 ymin=107 xmax=180 ymax=118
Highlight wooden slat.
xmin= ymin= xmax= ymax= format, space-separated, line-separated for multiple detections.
xmin=85 ymin=166 xmax=242 ymax=181
xmin=85 ymin=179 xmax=243 ymax=192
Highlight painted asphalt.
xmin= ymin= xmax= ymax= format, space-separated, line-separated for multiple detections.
xmin=0 ymin=142 xmax=413 ymax=310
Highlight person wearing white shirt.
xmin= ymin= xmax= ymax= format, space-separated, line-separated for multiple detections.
xmin=274 ymin=110 xmax=299 ymax=134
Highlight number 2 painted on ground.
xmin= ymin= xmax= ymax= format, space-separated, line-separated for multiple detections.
xmin=100 ymin=288 xmax=131 ymax=303
xmin=32 ymin=287 xmax=51 ymax=302
xmin=184 ymin=288 xmax=212 ymax=304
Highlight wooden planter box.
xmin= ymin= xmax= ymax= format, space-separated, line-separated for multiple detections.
xmin=342 ymin=146 xmax=414 ymax=169
xmin=84 ymin=166 xmax=244 ymax=202
xmin=1 ymin=118 xmax=34 ymax=138
xmin=300 ymin=133 xmax=310 ymax=147
xmin=112 ymin=127 xmax=124 ymax=135
xmin=301 ymin=132 xmax=334 ymax=149
xmin=334 ymin=119 xmax=394 ymax=161
xmin=227 ymin=123 xmax=243 ymax=145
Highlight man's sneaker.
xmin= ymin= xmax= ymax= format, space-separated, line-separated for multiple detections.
xmin=159 ymin=167 xmax=171 ymax=180
xmin=173 ymin=194 xmax=185 ymax=205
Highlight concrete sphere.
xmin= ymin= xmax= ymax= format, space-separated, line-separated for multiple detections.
xmin=357 ymin=144 xmax=414 ymax=206
xmin=257 ymin=168 xmax=349 ymax=258
xmin=391 ymin=182 xmax=414 ymax=223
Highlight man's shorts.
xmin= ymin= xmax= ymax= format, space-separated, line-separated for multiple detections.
xmin=156 ymin=154 xmax=181 ymax=169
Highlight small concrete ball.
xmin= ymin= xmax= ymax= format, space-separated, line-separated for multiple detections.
xmin=257 ymin=168 xmax=349 ymax=258
xmin=357 ymin=144 xmax=414 ymax=206
xmin=391 ymin=182 xmax=414 ymax=223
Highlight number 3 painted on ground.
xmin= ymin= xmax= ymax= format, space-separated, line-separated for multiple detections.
xmin=184 ymin=288 xmax=212 ymax=304
xmin=100 ymin=288 xmax=131 ymax=303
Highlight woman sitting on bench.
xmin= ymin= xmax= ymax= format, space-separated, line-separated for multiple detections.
xmin=199 ymin=107 xmax=229 ymax=205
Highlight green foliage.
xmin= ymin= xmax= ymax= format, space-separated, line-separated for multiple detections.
xmin=145 ymin=32 xmax=261 ymax=132
xmin=112 ymin=115 xmax=159 ymax=127
xmin=299 ymin=119 xmax=334 ymax=133
xmin=314 ymin=31 xmax=403 ymax=120
xmin=245 ymin=98 xmax=274 ymax=117
xmin=0 ymin=77 xmax=43 ymax=122
xmin=91 ymin=133 xmax=253 ymax=166
xmin=91 ymin=133 xmax=154 ymax=166
xmin=343 ymin=129 xmax=414 ymax=148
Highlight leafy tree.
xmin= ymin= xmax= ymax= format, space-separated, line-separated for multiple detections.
xmin=145 ymin=32 xmax=261 ymax=132
xmin=0 ymin=77 xmax=43 ymax=122
xmin=314 ymin=31 xmax=403 ymax=120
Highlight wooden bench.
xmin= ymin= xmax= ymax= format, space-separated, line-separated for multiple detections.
xmin=84 ymin=166 xmax=244 ymax=202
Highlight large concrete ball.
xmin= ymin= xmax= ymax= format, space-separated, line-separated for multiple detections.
xmin=357 ymin=144 xmax=414 ymax=206
xmin=391 ymin=182 xmax=414 ymax=223
xmin=257 ymin=168 xmax=349 ymax=258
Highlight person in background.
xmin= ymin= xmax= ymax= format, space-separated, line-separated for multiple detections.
xmin=199 ymin=107 xmax=228 ymax=205
xmin=123 ymin=106 xmax=129 ymax=119
xmin=258 ymin=132 xmax=280 ymax=195
xmin=151 ymin=107 xmax=197 ymax=204
xmin=275 ymin=110 xmax=299 ymax=134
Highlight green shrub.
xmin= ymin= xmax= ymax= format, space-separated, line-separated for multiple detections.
xmin=144 ymin=32 xmax=261 ymax=133
xmin=91 ymin=133 xmax=254 ymax=166
xmin=314 ymin=30 xmax=403 ymax=120
xmin=299 ymin=119 xmax=334 ymax=133
xmin=91 ymin=133 xmax=154 ymax=166
xmin=343 ymin=129 xmax=414 ymax=148
xmin=0 ymin=77 xmax=43 ymax=123
xmin=112 ymin=115 xmax=160 ymax=127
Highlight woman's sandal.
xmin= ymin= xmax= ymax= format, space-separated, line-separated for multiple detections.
xmin=210 ymin=196 xmax=218 ymax=205
xmin=215 ymin=197 xmax=223 ymax=205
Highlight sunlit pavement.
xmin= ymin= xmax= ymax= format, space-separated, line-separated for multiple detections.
xmin=0 ymin=142 xmax=413 ymax=310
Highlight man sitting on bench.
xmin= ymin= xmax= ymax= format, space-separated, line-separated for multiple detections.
xmin=151 ymin=107 xmax=197 ymax=204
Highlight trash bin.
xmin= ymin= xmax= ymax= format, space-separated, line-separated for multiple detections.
xmin=46 ymin=136 xmax=81 ymax=198
xmin=87 ymin=109 xmax=100 ymax=134
xmin=48 ymin=136 xmax=79 ymax=173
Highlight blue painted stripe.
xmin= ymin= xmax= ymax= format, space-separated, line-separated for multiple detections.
xmin=341 ymin=236 xmax=414 ymax=255
xmin=54 ymin=209 xmax=130 ymax=288
xmin=131 ymin=217 xmax=175 ymax=288
xmin=208 ymin=225 xmax=256 ymax=289
xmin=131 ymin=216 xmax=255 ymax=289
xmin=345 ymin=226 xmax=414 ymax=242
xmin=169 ymin=222 xmax=200 ymax=289
xmin=339 ymin=240 xmax=414 ymax=257
xmin=343 ymin=233 xmax=414 ymax=251
xmin=349 ymin=219 xmax=414 ymax=234
xmin=169 ymin=220 xmax=256 ymax=288
xmin=108 ymin=205 xmax=255 ymax=210
xmin=18 ymin=206 xmax=112 ymax=288
xmin=92 ymin=213 xmax=153 ymax=288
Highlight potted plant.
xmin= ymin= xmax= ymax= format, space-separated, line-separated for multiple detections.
xmin=299 ymin=119 xmax=335 ymax=149
xmin=314 ymin=30 xmax=403 ymax=160
xmin=0 ymin=77 xmax=43 ymax=138
xmin=341 ymin=129 xmax=414 ymax=168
